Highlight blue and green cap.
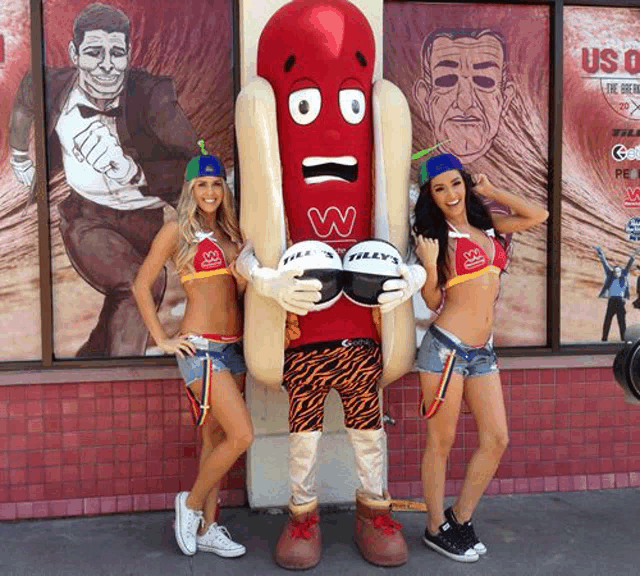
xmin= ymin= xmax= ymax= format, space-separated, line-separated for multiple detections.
xmin=412 ymin=141 xmax=462 ymax=187
xmin=185 ymin=140 xmax=226 ymax=182
xmin=418 ymin=153 xmax=464 ymax=187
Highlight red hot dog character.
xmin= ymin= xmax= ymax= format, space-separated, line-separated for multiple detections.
xmin=235 ymin=0 xmax=423 ymax=568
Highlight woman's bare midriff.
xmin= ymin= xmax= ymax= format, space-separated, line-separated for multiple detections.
xmin=180 ymin=275 xmax=242 ymax=337
xmin=434 ymin=274 xmax=500 ymax=347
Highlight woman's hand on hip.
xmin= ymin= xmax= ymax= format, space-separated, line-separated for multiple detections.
xmin=158 ymin=335 xmax=197 ymax=358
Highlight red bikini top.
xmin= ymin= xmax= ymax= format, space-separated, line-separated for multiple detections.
xmin=181 ymin=231 xmax=231 ymax=283
xmin=446 ymin=223 xmax=508 ymax=289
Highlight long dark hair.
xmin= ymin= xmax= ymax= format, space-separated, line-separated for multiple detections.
xmin=413 ymin=169 xmax=504 ymax=287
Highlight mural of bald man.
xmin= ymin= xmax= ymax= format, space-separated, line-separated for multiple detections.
xmin=385 ymin=4 xmax=549 ymax=346
xmin=414 ymin=28 xmax=515 ymax=164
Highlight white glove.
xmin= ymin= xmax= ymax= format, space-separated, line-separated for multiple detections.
xmin=235 ymin=243 xmax=322 ymax=315
xmin=10 ymin=151 xmax=35 ymax=188
xmin=378 ymin=263 xmax=427 ymax=313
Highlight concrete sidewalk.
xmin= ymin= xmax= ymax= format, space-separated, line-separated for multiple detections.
xmin=1 ymin=489 xmax=638 ymax=576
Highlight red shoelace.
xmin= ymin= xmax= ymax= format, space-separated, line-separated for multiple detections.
xmin=373 ymin=514 xmax=403 ymax=535
xmin=290 ymin=514 xmax=320 ymax=539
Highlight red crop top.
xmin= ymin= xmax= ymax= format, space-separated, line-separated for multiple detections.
xmin=180 ymin=231 xmax=232 ymax=284
xmin=445 ymin=223 xmax=508 ymax=289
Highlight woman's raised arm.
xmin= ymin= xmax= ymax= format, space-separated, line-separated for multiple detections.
xmin=472 ymin=174 xmax=549 ymax=235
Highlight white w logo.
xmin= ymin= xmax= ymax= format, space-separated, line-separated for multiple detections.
xmin=202 ymin=250 xmax=222 ymax=269
xmin=463 ymin=248 xmax=485 ymax=270
xmin=307 ymin=206 xmax=357 ymax=238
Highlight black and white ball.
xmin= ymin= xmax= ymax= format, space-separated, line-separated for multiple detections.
xmin=342 ymin=240 xmax=403 ymax=307
xmin=278 ymin=241 xmax=343 ymax=310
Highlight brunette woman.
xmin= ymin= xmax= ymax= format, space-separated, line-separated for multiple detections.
xmin=413 ymin=153 xmax=548 ymax=562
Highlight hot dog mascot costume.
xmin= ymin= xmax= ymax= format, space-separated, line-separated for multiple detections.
xmin=235 ymin=0 xmax=425 ymax=568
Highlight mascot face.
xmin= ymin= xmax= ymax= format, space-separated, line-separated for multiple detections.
xmin=257 ymin=0 xmax=375 ymax=253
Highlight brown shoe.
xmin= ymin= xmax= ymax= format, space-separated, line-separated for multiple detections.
xmin=275 ymin=499 xmax=322 ymax=570
xmin=354 ymin=490 xmax=408 ymax=567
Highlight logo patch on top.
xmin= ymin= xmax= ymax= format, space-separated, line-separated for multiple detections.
xmin=201 ymin=250 xmax=223 ymax=269
xmin=463 ymin=248 xmax=485 ymax=270
xmin=194 ymin=238 xmax=225 ymax=271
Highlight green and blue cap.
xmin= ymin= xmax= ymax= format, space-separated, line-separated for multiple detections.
xmin=420 ymin=154 xmax=464 ymax=186
xmin=412 ymin=141 xmax=462 ymax=187
xmin=185 ymin=140 xmax=226 ymax=182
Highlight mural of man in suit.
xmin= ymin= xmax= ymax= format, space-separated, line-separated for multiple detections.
xmin=9 ymin=3 xmax=198 ymax=357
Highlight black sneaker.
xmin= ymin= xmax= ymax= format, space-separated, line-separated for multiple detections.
xmin=445 ymin=506 xmax=487 ymax=555
xmin=422 ymin=521 xmax=479 ymax=563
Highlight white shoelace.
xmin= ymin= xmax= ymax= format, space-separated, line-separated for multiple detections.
xmin=216 ymin=525 xmax=233 ymax=541
xmin=187 ymin=510 xmax=203 ymax=532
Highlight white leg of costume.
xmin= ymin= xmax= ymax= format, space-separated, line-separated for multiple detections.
xmin=290 ymin=430 xmax=322 ymax=506
xmin=346 ymin=427 xmax=386 ymax=500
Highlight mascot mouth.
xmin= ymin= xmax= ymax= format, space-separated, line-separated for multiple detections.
xmin=302 ymin=156 xmax=358 ymax=184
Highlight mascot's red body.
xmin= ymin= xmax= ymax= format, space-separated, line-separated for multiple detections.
xmin=257 ymin=0 xmax=378 ymax=347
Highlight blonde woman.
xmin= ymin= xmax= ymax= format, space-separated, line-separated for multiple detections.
xmin=133 ymin=148 xmax=252 ymax=558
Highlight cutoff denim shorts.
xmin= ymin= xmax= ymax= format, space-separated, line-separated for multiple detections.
xmin=176 ymin=335 xmax=246 ymax=386
xmin=416 ymin=325 xmax=499 ymax=378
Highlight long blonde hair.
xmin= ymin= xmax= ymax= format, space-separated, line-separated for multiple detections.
xmin=174 ymin=177 xmax=242 ymax=275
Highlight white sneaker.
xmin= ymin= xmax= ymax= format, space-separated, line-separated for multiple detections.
xmin=174 ymin=491 xmax=203 ymax=556
xmin=197 ymin=523 xmax=246 ymax=558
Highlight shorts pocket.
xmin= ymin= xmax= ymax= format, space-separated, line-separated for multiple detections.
xmin=177 ymin=355 xmax=202 ymax=385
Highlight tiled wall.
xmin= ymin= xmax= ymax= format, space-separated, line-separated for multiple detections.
xmin=385 ymin=368 xmax=640 ymax=500
xmin=0 ymin=379 xmax=245 ymax=521
xmin=2 ymin=366 xmax=639 ymax=521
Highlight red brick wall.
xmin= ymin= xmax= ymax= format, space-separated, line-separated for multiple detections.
xmin=0 ymin=379 xmax=246 ymax=520
xmin=2 ymin=366 xmax=639 ymax=521
xmin=385 ymin=368 xmax=640 ymax=500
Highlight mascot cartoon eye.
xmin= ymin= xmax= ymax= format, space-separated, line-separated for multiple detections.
xmin=339 ymin=89 xmax=365 ymax=124
xmin=288 ymin=88 xmax=322 ymax=125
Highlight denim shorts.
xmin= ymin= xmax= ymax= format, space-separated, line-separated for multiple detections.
xmin=176 ymin=335 xmax=246 ymax=386
xmin=416 ymin=325 xmax=499 ymax=378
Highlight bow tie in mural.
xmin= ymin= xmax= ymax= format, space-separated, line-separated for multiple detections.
xmin=77 ymin=104 xmax=123 ymax=119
